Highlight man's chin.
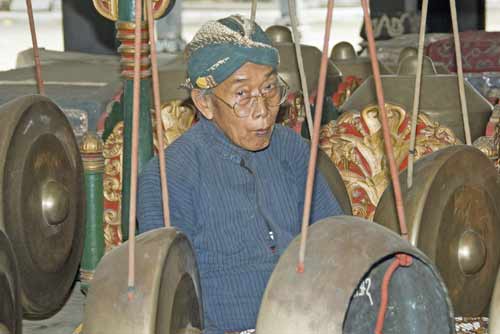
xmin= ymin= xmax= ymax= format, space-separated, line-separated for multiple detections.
xmin=243 ymin=139 xmax=271 ymax=152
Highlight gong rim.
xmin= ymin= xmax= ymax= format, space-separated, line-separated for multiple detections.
xmin=317 ymin=149 xmax=352 ymax=215
xmin=256 ymin=216 xmax=454 ymax=334
xmin=0 ymin=231 xmax=22 ymax=334
xmin=0 ymin=95 xmax=85 ymax=319
xmin=156 ymin=234 xmax=203 ymax=334
xmin=374 ymin=145 xmax=500 ymax=316
xmin=83 ymin=227 xmax=203 ymax=334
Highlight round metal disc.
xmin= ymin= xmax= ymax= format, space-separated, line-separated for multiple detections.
xmin=0 ymin=95 xmax=84 ymax=319
xmin=317 ymin=149 xmax=352 ymax=214
xmin=257 ymin=216 xmax=454 ymax=334
xmin=374 ymin=145 xmax=500 ymax=316
xmin=84 ymin=228 xmax=203 ymax=334
xmin=0 ymin=231 xmax=21 ymax=334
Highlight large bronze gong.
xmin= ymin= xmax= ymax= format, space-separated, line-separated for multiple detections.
xmin=257 ymin=216 xmax=454 ymax=334
xmin=84 ymin=228 xmax=203 ymax=334
xmin=0 ymin=95 xmax=84 ymax=319
xmin=265 ymin=25 xmax=342 ymax=96
xmin=374 ymin=145 xmax=500 ymax=316
xmin=0 ymin=231 xmax=21 ymax=334
xmin=317 ymin=149 xmax=352 ymax=214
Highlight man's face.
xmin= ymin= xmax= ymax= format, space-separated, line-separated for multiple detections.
xmin=204 ymin=63 xmax=281 ymax=151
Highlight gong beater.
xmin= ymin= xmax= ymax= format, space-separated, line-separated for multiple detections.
xmin=257 ymin=216 xmax=454 ymax=334
xmin=341 ymin=56 xmax=492 ymax=143
xmin=317 ymin=149 xmax=352 ymax=215
xmin=265 ymin=25 xmax=342 ymax=96
xmin=84 ymin=228 xmax=203 ymax=334
xmin=0 ymin=95 xmax=84 ymax=319
xmin=0 ymin=231 xmax=21 ymax=334
xmin=374 ymin=145 xmax=500 ymax=316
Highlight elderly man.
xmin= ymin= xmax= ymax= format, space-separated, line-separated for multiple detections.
xmin=138 ymin=15 xmax=343 ymax=334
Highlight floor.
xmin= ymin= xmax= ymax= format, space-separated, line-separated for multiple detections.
xmin=23 ymin=283 xmax=84 ymax=334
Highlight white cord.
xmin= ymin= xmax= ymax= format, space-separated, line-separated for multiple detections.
xmin=288 ymin=0 xmax=314 ymax=137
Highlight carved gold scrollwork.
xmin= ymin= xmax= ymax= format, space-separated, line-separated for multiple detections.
xmin=103 ymin=176 xmax=121 ymax=202
xmin=152 ymin=100 xmax=196 ymax=151
xmin=102 ymin=100 xmax=196 ymax=251
xmin=320 ymin=103 xmax=459 ymax=220
xmin=92 ymin=0 xmax=118 ymax=21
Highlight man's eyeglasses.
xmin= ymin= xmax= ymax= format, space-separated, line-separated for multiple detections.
xmin=209 ymin=76 xmax=290 ymax=118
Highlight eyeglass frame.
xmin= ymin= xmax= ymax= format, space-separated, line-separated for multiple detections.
xmin=203 ymin=75 xmax=290 ymax=118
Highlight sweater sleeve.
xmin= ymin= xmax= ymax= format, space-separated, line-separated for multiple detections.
xmin=137 ymin=138 xmax=199 ymax=238
xmin=278 ymin=126 xmax=344 ymax=222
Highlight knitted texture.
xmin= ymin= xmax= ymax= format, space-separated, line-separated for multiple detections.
xmin=184 ymin=15 xmax=279 ymax=89
xmin=138 ymin=117 xmax=342 ymax=333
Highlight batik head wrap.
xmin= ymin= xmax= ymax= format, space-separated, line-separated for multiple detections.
xmin=184 ymin=15 xmax=279 ymax=89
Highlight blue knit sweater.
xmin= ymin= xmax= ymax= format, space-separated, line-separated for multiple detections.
xmin=137 ymin=117 xmax=342 ymax=333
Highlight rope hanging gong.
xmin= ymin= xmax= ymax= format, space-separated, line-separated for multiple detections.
xmin=25 ymin=0 xmax=45 ymax=95
xmin=296 ymin=0 xmax=335 ymax=272
xmin=288 ymin=0 xmax=314 ymax=138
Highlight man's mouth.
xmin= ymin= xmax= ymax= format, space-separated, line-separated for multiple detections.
xmin=254 ymin=127 xmax=272 ymax=137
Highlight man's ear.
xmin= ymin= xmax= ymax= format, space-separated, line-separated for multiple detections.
xmin=191 ymin=89 xmax=214 ymax=120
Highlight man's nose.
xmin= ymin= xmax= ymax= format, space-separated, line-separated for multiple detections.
xmin=250 ymin=96 xmax=269 ymax=119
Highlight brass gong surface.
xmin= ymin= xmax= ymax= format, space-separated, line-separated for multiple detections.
xmin=374 ymin=145 xmax=500 ymax=316
xmin=256 ymin=216 xmax=454 ymax=334
xmin=0 ymin=95 xmax=84 ymax=319
xmin=317 ymin=149 xmax=352 ymax=214
xmin=265 ymin=25 xmax=293 ymax=44
xmin=330 ymin=41 xmax=356 ymax=61
xmin=0 ymin=231 xmax=21 ymax=334
xmin=84 ymin=228 xmax=202 ymax=334
xmin=397 ymin=47 xmax=418 ymax=64
xmin=329 ymin=42 xmax=392 ymax=81
xmin=397 ymin=55 xmax=437 ymax=76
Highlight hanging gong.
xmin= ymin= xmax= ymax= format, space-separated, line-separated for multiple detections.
xmin=0 ymin=95 xmax=85 ymax=319
xmin=329 ymin=42 xmax=392 ymax=81
xmin=341 ymin=57 xmax=492 ymax=143
xmin=384 ymin=47 xmax=450 ymax=74
xmin=265 ymin=25 xmax=342 ymax=96
xmin=490 ymin=269 xmax=500 ymax=333
xmin=0 ymin=231 xmax=21 ymax=334
xmin=317 ymin=149 xmax=352 ymax=215
xmin=374 ymin=145 xmax=500 ymax=316
xmin=257 ymin=216 xmax=454 ymax=334
xmin=84 ymin=228 xmax=203 ymax=334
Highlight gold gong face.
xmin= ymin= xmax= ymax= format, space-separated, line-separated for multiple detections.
xmin=84 ymin=228 xmax=203 ymax=334
xmin=0 ymin=95 xmax=84 ymax=319
xmin=374 ymin=145 xmax=500 ymax=316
